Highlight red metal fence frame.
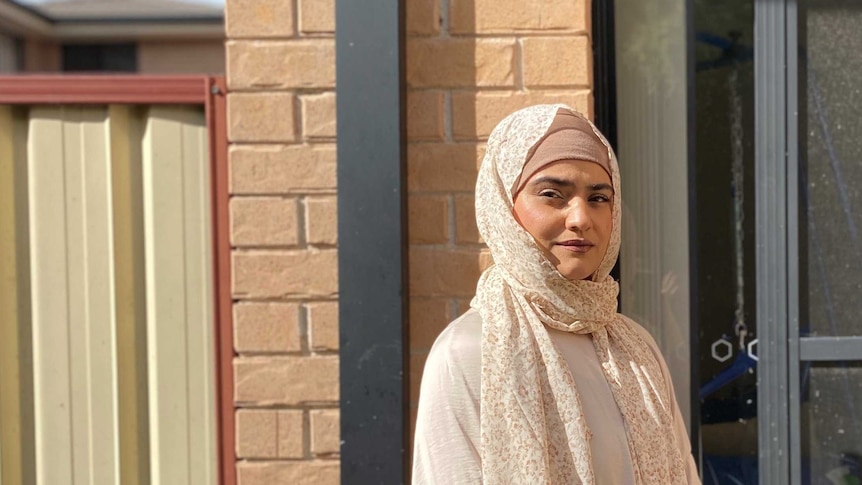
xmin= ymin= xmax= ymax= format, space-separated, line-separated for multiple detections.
xmin=0 ymin=75 xmax=236 ymax=485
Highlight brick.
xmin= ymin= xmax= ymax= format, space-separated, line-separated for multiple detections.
xmin=406 ymin=0 xmax=440 ymax=35
xmin=299 ymin=0 xmax=334 ymax=33
xmin=408 ymin=194 xmax=449 ymax=244
xmin=409 ymin=247 xmax=484 ymax=296
xmin=310 ymin=409 xmax=340 ymax=455
xmin=450 ymin=0 xmax=587 ymax=34
xmin=454 ymin=194 xmax=482 ymax=244
xmin=408 ymin=297 xmax=451 ymax=350
xmin=406 ymin=38 xmax=516 ymax=88
xmin=235 ymin=356 xmax=339 ymax=404
xmin=407 ymin=143 xmax=480 ymax=192
xmin=407 ymin=90 xmax=445 ymax=141
xmin=226 ymin=0 xmax=295 ymax=38
xmin=230 ymin=144 xmax=336 ymax=194
xmin=522 ymin=36 xmax=591 ymax=87
xmin=409 ymin=351 xmax=428 ymax=403
xmin=238 ymin=461 xmax=340 ymax=485
xmin=451 ymin=90 xmax=591 ymax=140
xmin=232 ymin=250 xmax=338 ymax=299
xmin=301 ymin=93 xmax=336 ymax=140
xmin=305 ymin=196 xmax=337 ymax=246
xmin=230 ymin=197 xmax=299 ymax=247
xmin=236 ymin=409 xmax=277 ymax=458
xmin=308 ymin=301 xmax=339 ymax=351
xmin=276 ymin=410 xmax=304 ymax=458
xmin=227 ymin=40 xmax=335 ymax=90
xmin=234 ymin=302 xmax=301 ymax=353
xmin=228 ymin=93 xmax=296 ymax=143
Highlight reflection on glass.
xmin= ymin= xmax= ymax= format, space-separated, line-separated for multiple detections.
xmin=799 ymin=1 xmax=862 ymax=483
xmin=800 ymin=0 xmax=862 ymax=338
xmin=694 ymin=1 xmax=758 ymax=483
xmin=801 ymin=362 xmax=862 ymax=484
xmin=615 ymin=0 xmax=691 ymax=430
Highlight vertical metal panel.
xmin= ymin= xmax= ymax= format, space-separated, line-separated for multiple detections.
xmin=143 ymin=108 xmax=191 ymax=485
xmin=178 ymin=111 xmax=217 ymax=485
xmin=109 ymin=105 xmax=150 ymax=485
xmin=336 ymin=0 xmax=407 ymax=482
xmin=755 ymin=1 xmax=791 ymax=483
xmin=0 ymin=106 xmax=15 ymax=485
xmin=142 ymin=106 xmax=216 ymax=485
xmin=206 ymin=77 xmax=236 ymax=485
xmin=785 ymin=2 xmax=801 ymax=484
xmin=28 ymin=107 xmax=76 ymax=485
xmin=69 ymin=107 xmax=121 ymax=485
xmin=0 ymin=105 xmax=35 ymax=485
xmin=28 ymin=106 xmax=122 ymax=484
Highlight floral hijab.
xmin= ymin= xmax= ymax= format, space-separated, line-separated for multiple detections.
xmin=472 ymin=104 xmax=687 ymax=484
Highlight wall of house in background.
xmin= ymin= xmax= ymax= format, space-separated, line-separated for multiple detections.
xmin=224 ymin=0 xmax=594 ymax=482
xmin=138 ymin=40 xmax=225 ymax=74
xmin=18 ymin=39 xmax=224 ymax=73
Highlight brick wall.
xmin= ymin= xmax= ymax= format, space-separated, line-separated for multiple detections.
xmin=226 ymin=0 xmax=340 ymax=483
xmin=225 ymin=0 xmax=593 ymax=482
xmin=406 ymin=0 xmax=594 ymax=449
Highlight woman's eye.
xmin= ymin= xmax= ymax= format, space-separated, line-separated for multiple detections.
xmin=590 ymin=194 xmax=611 ymax=203
xmin=539 ymin=190 xmax=561 ymax=198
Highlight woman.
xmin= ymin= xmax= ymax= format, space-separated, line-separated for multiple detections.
xmin=412 ymin=104 xmax=700 ymax=484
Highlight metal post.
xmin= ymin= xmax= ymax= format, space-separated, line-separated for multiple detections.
xmin=785 ymin=2 xmax=802 ymax=483
xmin=755 ymin=1 xmax=791 ymax=483
xmin=335 ymin=0 xmax=408 ymax=482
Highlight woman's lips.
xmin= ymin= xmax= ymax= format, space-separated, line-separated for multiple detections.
xmin=557 ymin=239 xmax=594 ymax=253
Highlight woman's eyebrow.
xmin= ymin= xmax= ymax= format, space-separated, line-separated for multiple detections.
xmin=529 ymin=177 xmax=614 ymax=193
xmin=590 ymin=183 xmax=614 ymax=193
xmin=530 ymin=175 xmax=572 ymax=187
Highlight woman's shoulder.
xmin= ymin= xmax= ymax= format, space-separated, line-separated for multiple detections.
xmin=425 ymin=308 xmax=482 ymax=375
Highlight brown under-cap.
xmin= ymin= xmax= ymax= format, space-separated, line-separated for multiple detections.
xmin=513 ymin=109 xmax=611 ymax=195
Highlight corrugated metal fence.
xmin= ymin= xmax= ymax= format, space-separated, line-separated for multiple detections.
xmin=0 ymin=103 xmax=217 ymax=485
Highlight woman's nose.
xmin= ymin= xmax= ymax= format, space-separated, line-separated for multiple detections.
xmin=566 ymin=199 xmax=592 ymax=232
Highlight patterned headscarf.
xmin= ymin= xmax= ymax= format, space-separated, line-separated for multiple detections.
xmin=472 ymin=104 xmax=687 ymax=484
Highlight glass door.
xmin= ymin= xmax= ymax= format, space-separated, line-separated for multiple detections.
xmin=692 ymin=1 xmax=862 ymax=483
xmin=615 ymin=2 xmax=862 ymax=483
xmin=793 ymin=1 xmax=862 ymax=483
xmin=755 ymin=0 xmax=862 ymax=483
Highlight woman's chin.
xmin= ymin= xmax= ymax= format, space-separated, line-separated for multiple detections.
xmin=558 ymin=267 xmax=595 ymax=281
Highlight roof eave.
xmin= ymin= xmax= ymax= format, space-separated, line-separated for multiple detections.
xmin=0 ymin=0 xmax=52 ymax=36
xmin=52 ymin=20 xmax=224 ymax=41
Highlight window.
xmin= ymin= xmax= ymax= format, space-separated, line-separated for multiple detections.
xmin=62 ymin=43 xmax=137 ymax=72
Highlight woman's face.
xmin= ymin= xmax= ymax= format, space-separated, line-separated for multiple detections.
xmin=513 ymin=159 xmax=614 ymax=281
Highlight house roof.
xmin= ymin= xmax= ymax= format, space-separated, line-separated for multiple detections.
xmin=0 ymin=0 xmax=50 ymax=35
xmin=32 ymin=0 xmax=222 ymax=23
xmin=0 ymin=0 xmax=223 ymax=39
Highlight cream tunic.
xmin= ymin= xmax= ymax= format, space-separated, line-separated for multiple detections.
xmin=412 ymin=309 xmax=700 ymax=484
